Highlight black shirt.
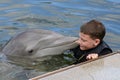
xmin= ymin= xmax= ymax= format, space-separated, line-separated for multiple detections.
xmin=71 ymin=41 xmax=112 ymax=64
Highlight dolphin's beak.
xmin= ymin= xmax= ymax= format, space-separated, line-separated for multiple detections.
xmin=75 ymin=39 xmax=79 ymax=44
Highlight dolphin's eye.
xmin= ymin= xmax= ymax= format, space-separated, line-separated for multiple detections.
xmin=28 ymin=49 xmax=34 ymax=53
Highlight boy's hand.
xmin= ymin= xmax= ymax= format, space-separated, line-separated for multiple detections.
xmin=86 ymin=53 xmax=98 ymax=60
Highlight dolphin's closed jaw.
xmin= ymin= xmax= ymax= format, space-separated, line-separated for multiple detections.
xmin=31 ymin=39 xmax=78 ymax=58
xmin=2 ymin=29 xmax=78 ymax=59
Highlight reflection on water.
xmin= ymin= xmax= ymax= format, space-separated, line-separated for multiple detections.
xmin=0 ymin=0 xmax=120 ymax=80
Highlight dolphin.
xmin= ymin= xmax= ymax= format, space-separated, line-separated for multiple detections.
xmin=2 ymin=29 xmax=78 ymax=59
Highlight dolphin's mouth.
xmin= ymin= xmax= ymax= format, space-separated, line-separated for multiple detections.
xmin=29 ymin=38 xmax=79 ymax=58
xmin=38 ymin=38 xmax=78 ymax=50
xmin=25 ymin=37 xmax=78 ymax=58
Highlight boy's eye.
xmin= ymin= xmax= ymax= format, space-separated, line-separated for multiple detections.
xmin=82 ymin=39 xmax=86 ymax=42
xmin=81 ymin=38 xmax=87 ymax=42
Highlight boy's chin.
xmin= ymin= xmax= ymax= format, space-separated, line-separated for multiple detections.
xmin=80 ymin=47 xmax=88 ymax=51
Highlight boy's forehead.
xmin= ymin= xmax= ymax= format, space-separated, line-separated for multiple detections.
xmin=79 ymin=32 xmax=100 ymax=41
xmin=79 ymin=32 xmax=90 ymax=37
xmin=79 ymin=32 xmax=92 ymax=39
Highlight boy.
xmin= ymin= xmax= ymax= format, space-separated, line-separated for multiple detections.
xmin=71 ymin=20 xmax=112 ymax=64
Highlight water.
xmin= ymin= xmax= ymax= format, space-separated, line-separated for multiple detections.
xmin=0 ymin=0 xmax=120 ymax=80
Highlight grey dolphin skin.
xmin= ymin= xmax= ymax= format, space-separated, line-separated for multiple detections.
xmin=2 ymin=29 xmax=78 ymax=59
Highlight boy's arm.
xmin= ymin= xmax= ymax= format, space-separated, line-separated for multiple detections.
xmin=86 ymin=48 xmax=112 ymax=60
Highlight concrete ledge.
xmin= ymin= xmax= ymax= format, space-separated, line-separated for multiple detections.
xmin=30 ymin=52 xmax=120 ymax=80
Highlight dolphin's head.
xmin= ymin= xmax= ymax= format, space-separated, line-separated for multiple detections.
xmin=2 ymin=29 xmax=78 ymax=59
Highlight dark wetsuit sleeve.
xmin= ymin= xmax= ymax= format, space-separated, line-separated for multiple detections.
xmin=98 ymin=48 xmax=112 ymax=56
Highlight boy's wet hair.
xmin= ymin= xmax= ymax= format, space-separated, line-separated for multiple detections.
xmin=80 ymin=20 xmax=106 ymax=41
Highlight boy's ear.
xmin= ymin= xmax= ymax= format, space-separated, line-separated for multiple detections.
xmin=94 ymin=39 xmax=100 ymax=46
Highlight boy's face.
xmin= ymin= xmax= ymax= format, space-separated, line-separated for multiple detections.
xmin=76 ymin=32 xmax=100 ymax=50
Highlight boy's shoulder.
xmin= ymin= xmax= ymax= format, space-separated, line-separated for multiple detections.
xmin=99 ymin=41 xmax=112 ymax=50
